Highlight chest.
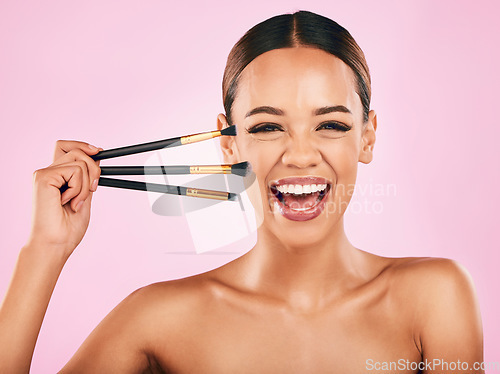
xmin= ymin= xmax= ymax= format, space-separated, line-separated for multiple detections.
xmin=154 ymin=301 xmax=422 ymax=374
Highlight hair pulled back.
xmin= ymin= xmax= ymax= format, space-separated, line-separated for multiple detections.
xmin=222 ymin=10 xmax=371 ymax=124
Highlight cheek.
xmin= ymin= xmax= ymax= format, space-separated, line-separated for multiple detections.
xmin=321 ymin=138 xmax=360 ymax=192
xmin=233 ymin=138 xmax=283 ymax=217
xmin=235 ymin=137 xmax=284 ymax=176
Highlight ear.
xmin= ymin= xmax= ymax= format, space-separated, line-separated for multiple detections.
xmin=217 ymin=113 xmax=240 ymax=163
xmin=358 ymin=110 xmax=377 ymax=164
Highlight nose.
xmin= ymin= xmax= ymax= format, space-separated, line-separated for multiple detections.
xmin=281 ymin=135 xmax=322 ymax=169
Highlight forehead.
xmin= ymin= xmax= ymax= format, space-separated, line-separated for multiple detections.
xmin=233 ymin=47 xmax=362 ymax=118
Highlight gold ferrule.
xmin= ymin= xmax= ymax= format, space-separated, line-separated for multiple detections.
xmin=189 ymin=165 xmax=231 ymax=174
xmin=186 ymin=188 xmax=229 ymax=201
xmin=180 ymin=130 xmax=221 ymax=145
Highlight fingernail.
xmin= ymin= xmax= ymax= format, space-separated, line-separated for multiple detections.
xmin=88 ymin=144 xmax=98 ymax=151
xmin=75 ymin=201 xmax=84 ymax=212
xmin=91 ymin=179 xmax=98 ymax=192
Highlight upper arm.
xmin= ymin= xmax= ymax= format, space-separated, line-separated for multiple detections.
xmin=415 ymin=259 xmax=483 ymax=373
xmin=59 ymin=286 xmax=157 ymax=373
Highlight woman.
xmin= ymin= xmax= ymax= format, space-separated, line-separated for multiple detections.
xmin=0 ymin=10 xmax=483 ymax=373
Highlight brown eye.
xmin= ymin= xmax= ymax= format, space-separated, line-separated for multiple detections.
xmin=316 ymin=121 xmax=352 ymax=132
xmin=247 ymin=123 xmax=284 ymax=133
xmin=246 ymin=123 xmax=284 ymax=141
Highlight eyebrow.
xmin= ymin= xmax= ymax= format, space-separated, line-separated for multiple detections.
xmin=245 ymin=105 xmax=352 ymax=118
xmin=314 ymin=105 xmax=352 ymax=115
xmin=245 ymin=106 xmax=284 ymax=118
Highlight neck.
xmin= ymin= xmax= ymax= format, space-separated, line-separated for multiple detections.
xmin=239 ymin=217 xmax=366 ymax=311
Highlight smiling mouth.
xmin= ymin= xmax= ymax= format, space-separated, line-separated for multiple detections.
xmin=269 ymin=177 xmax=332 ymax=220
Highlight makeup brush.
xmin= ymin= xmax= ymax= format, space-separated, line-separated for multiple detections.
xmin=91 ymin=126 xmax=237 ymax=161
xmin=100 ymin=161 xmax=252 ymax=177
xmin=98 ymin=177 xmax=238 ymax=201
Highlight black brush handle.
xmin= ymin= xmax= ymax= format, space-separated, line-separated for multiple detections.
xmin=97 ymin=177 xmax=238 ymax=201
xmin=100 ymin=166 xmax=190 ymax=175
xmin=92 ymin=137 xmax=181 ymax=161
xmin=92 ymin=126 xmax=235 ymax=161
xmin=98 ymin=177 xmax=185 ymax=195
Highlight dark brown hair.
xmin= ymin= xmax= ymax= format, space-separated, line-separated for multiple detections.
xmin=222 ymin=10 xmax=371 ymax=124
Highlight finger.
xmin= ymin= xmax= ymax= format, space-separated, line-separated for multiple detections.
xmin=52 ymin=148 xmax=101 ymax=192
xmin=78 ymin=189 xmax=94 ymax=215
xmin=57 ymin=161 xmax=91 ymax=212
xmin=33 ymin=167 xmax=68 ymax=195
xmin=53 ymin=140 xmax=100 ymax=162
xmin=34 ymin=164 xmax=85 ymax=208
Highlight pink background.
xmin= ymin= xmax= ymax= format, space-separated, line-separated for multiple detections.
xmin=1 ymin=0 xmax=499 ymax=371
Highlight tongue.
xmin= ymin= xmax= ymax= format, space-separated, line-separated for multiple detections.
xmin=282 ymin=192 xmax=320 ymax=210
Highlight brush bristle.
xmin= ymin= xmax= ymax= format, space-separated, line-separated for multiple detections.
xmin=230 ymin=161 xmax=252 ymax=177
xmin=227 ymin=193 xmax=239 ymax=201
xmin=220 ymin=125 xmax=237 ymax=136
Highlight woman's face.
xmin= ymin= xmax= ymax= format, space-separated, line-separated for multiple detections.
xmin=219 ymin=47 xmax=376 ymax=248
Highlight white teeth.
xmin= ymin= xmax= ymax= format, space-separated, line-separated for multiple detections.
xmin=275 ymin=183 xmax=328 ymax=195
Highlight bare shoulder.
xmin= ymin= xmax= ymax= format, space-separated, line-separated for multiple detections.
xmin=130 ymin=271 xmax=220 ymax=305
xmin=391 ymin=256 xmax=481 ymax=310
xmin=376 ymin=256 xmax=483 ymax=357
xmin=61 ymin=272 xmax=222 ymax=372
xmin=120 ymin=270 xmax=227 ymax=331
xmin=375 ymin=255 xmax=479 ymax=310
xmin=382 ymin=256 xmax=477 ymax=295
xmin=124 ymin=268 xmax=241 ymax=336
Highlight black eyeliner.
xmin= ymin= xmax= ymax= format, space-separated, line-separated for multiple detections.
xmin=246 ymin=123 xmax=283 ymax=133
xmin=317 ymin=121 xmax=352 ymax=131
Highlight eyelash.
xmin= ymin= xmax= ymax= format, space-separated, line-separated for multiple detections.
xmin=246 ymin=121 xmax=351 ymax=133
xmin=246 ymin=123 xmax=283 ymax=133
xmin=316 ymin=121 xmax=352 ymax=132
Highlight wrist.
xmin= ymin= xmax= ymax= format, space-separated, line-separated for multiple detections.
xmin=21 ymin=240 xmax=70 ymax=270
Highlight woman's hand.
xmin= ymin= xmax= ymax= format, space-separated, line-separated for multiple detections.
xmin=0 ymin=140 xmax=102 ymax=374
xmin=27 ymin=140 xmax=102 ymax=259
